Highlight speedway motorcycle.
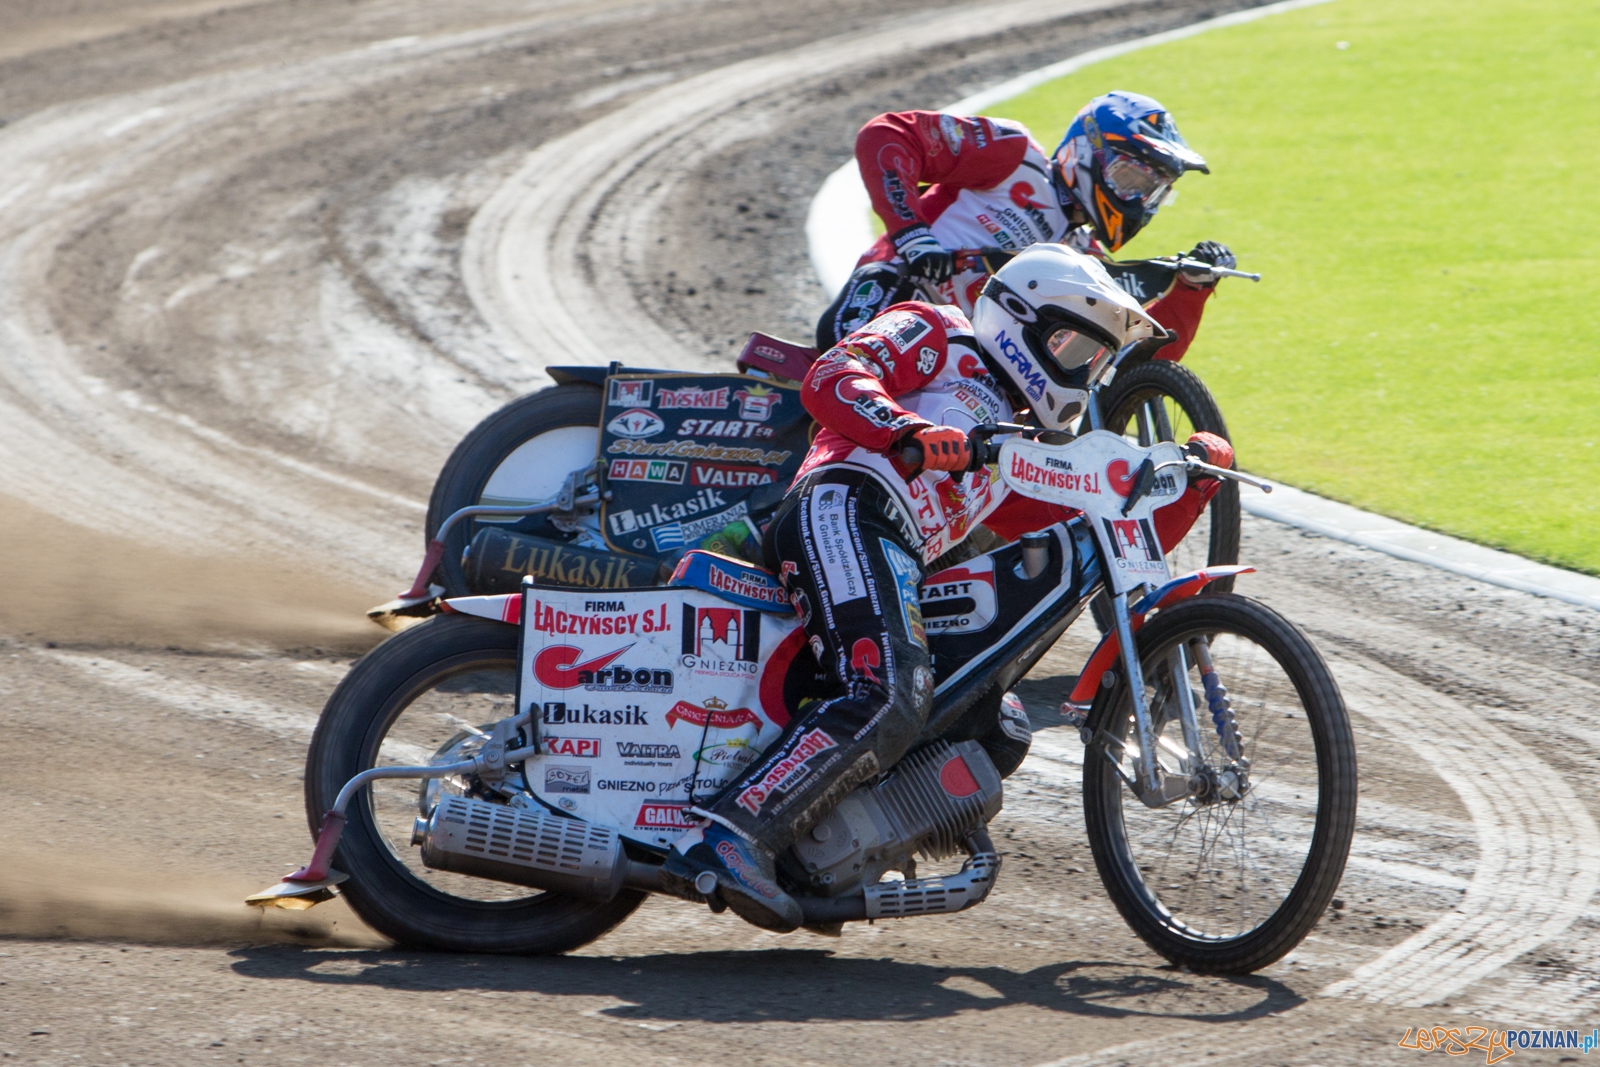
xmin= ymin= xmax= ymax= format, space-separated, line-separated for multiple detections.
xmin=384 ymin=254 xmax=1259 ymax=625
xmin=254 ymin=425 xmax=1356 ymax=975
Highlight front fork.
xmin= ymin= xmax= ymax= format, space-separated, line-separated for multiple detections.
xmin=1107 ymin=591 xmax=1243 ymax=808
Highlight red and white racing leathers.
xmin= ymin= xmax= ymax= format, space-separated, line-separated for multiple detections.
xmin=850 ymin=110 xmax=1213 ymax=362
xmin=796 ymin=301 xmax=1216 ymax=565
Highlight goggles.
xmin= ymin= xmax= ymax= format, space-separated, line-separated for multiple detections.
xmin=1102 ymin=153 xmax=1173 ymax=207
xmin=1045 ymin=324 xmax=1113 ymax=376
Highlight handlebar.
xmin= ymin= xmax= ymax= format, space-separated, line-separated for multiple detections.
xmin=898 ymin=423 xmax=1273 ymax=494
xmin=894 ymin=248 xmax=1260 ymax=286
xmin=1164 ymin=256 xmax=1261 ymax=282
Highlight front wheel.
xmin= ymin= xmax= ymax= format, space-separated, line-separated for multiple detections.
xmin=304 ymin=614 xmax=645 ymax=953
xmin=1081 ymin=594 xmax=1356 ymax=973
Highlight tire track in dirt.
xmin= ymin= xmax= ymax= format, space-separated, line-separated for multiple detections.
xmin=1320 ymin=658 xmax=1600 ymax=1008
xmin=464 ymin=0 xmax=1130 ymax=374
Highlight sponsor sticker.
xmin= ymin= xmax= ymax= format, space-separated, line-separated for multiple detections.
xmin=635 ymin=802 xmax=695 ymax=830
xmin=707 ymin=564 xmax=788 ymax=608
xmin=656 ymin=386 xmax=730 ymax=410
xmin=995 ymin=331 xmax=1047 ymax=401
xmin=608 ymin=458 xmax=687 ymax=485
xmin=607 ymin=488 xmax=731 ymax=537
xmin=736 ymin=728 xmax=838 ymax=815
xmin=649 ymin=501 xmax=750 ymax=553
xmin=532 ymin=643 xmax=674 ymax=692
xmin=605 ymin=439 xmax=793 ymax=466
xmin=872 ymin=309 xmax=932 ymax=353
xmin=879 ymin=538 xmax=927 ymax=648
xmin=680 ymin=607 xmax=761 ymax=663
xmin=920 ymin=558 xmax=998 ymax=634
xmin=834 ymin=377 xmax=917 ymax=433
xmin=665 ymin=697 xmax=760 ymax=730
xmin=542 ymin=736 xmax=600 ymax=758
xmin=539 ymin=701 xmax=650 ymax=726
xmin=917 ymin=345 xmax=939 ymax=375
xmin=809 ymin=486 xmax=867 ymax=604
xmin=608 ymin=379 xmax=654 ymax=407
xmin=675 ymin=418 xmax=774 ymax=439
xmin=693 ymin=737 xmax=757 ymax=772
xmin=1009 ymin=452 xmax=1103 ymax=494
xmin=616 ymin=741 xmax=682 ymax=760
xmin=1104 ymin=517 xmax=1163 ymax=564
xmin=544 ymin=765 xmax=591 ymax=794
xmin=939 ymin=113 xmax=966 ymax=155
xmin=490 ymin=535 xmax=657 ymax=590
xmin=850 ymin=638 xmax=882 ymax=684
xmin=734 ymin=386 xmax=781 ymax=421
xmin=690 ymin=463 xmax=775 ymax=489
xmin=607 ymin=408 xmax=665 ymax=439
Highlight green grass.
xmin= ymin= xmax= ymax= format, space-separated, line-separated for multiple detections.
xmin=987 ymin=0 xmax=1600 ymax=574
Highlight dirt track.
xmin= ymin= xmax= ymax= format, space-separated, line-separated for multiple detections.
xmin=3 ymin=1 xmax=1599 ymax=1063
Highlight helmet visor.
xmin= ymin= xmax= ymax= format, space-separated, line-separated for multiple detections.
xmin=1045 ymin=324 xmax=1113 ymax=376
xmin=1102 ymin=153 xmax=1171 ymax=207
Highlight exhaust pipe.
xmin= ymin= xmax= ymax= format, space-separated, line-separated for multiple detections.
xmin=798 ymin=829 xmax=1000 ymax=925
xmin=416 ymin=796 xmax=661 ymax=900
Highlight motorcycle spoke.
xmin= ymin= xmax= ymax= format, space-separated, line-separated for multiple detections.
xmin=1113 ymin=627 xmax=1320 ymax=940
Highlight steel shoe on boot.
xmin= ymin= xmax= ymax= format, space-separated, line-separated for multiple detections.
xmin=663 ymin=825 xmax=803 ymax=933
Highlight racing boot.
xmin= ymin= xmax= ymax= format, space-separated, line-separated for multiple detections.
xmin=662 ymin=823 xmax=803 ymax=933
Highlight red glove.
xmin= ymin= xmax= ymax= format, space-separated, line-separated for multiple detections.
xmin=1183 ymin=431 xmax=1234 ymax=471
xmin=908 ymin=426 xmax=972 ymax=473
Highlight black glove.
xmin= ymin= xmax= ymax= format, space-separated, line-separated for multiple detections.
xmin=892 ymin=224 xmax=954 ymax=283
xmin=1179 ymin=240 xmax=1237 ymax=287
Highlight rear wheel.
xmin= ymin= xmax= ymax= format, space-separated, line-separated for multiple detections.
xmin=426 ymin=384 xmax=604 ymax=596
xmin=304 ymin=614 xmax=644 ymax=953
xmin=1081 ymin=594 xmax=1356 ymax=973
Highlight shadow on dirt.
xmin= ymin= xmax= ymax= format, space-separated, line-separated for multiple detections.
xmin=228 ymin=947 xmax=1302 ymax=1024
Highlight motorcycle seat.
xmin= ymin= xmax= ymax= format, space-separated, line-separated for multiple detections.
xmin=668 ymin=550 xmax=794 ymax=614
xmin=736 ymin=332 xmax=818 ymax=383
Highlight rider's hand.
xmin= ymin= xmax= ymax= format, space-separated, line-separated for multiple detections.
xmin=892 ymin=224 xmax=955 ymax=283
xmin=1179 ymin=240 xmax=1237 ymax=288
xmin=909 ymin=426 xmax=972 ymax=473
xmin=1183 ymin=431 xmax=1234 ymax=472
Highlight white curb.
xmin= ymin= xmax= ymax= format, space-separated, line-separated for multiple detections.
xmin=803 ymin=0 xmax=1600 ymax=610
xmin=1241 ymin=485 xmax=1600 ymax=610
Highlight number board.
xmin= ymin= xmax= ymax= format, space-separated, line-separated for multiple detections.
xmin=998 ymin=430 xmax=1187 ymax=595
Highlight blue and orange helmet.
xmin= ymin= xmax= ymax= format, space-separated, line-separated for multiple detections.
xmin=1053 ymin=91 xmax=1208 ymax=251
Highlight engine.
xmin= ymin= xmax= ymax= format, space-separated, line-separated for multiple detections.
xmin=785 ymin=739 xmax=1003 ymax=896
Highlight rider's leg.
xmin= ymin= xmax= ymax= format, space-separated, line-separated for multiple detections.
xmin=938 ymin=686 xmax=1033 ymax=779
xmin=665 ymin=470 xmax=932 ymax=931
xmin=814 ymin=263 xmax=917 ymax=350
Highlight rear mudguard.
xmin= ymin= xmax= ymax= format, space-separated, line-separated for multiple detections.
xmin=1066 ymin=566 xmax=1254 ymax=706
xmin=441 ymin=593 xmax=522 ymax=624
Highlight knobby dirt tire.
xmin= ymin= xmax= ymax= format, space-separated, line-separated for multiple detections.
xmin=1080 ymin=594 xmax=1357 ymax=974
xmin=304 ymin=614 xmax=645 ymax=954
xmin=426 ymin=383 xmax=604 ymax=597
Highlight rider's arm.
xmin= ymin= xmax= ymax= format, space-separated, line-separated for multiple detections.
xmin=855 ymin=111 xmax=1032 ymax=230
xmin=800 ymin=305 xmax=953 ymax=451
xmin=1142 ymin=282 xmax=1213 ymax=362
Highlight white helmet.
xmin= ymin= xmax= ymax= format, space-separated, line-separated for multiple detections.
xmin=971 ymin=243 xmax=1162 ymax=430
